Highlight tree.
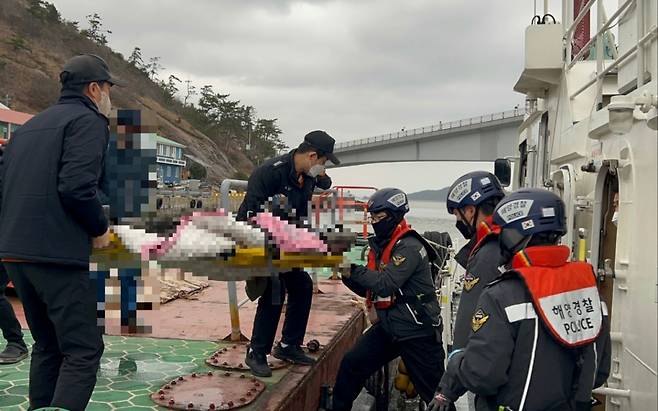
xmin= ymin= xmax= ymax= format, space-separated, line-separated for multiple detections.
xmin=144 ymin=56 xmax=163 ymax=80
xmin=161 ymin=74 xmax=181 ymax=101
xmin=188 ymin=162 xmax=207 ymax=180
xmin=253 ymin=118 xmax=286 ymax=158
xmin=27 ymin=0 xmax=60 ymax=23
xmin=81 ymin=13 xmax=112 ymax=45
xmin=198 ymin=85 xmax=229 ymax=124
xmin=128 ymin=47 xmax=144 ymax=69
xmin=183 ymin=80 xmax=196 ymax=107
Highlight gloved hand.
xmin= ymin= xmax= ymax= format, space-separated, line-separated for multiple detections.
xmin=338 ymin=256 xmax=352 ymax=278
xmin=426 ymin=392 xmax=455 ymax=411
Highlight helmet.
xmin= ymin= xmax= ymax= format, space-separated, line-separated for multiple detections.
xmin=367 ymin=188 xmax=410 ymax=219
xmin=493 ymin=188 xmax=566 ymax=236
xmin=493 ymin=188 xmax=567 ymax=256
xmin=446 ymin=171 xmax=505 ymax=214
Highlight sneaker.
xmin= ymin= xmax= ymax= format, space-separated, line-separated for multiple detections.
xmin=245 ymin=348 xmax=272 ymax=377
xmin=0 ymin=344 xmax=28 ymax=364
xmin=272 ymin=342 xmax=316 ymax=365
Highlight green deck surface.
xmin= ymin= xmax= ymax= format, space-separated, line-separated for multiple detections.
xmin=0 ymin=333 xmax=222 ymax=410
xmin=0 ymin=332 xmax=296 ymax=410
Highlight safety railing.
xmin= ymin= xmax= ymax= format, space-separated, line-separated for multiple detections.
xmin=334 ymin=108 xmax=525 ymax=150
xmin=565 ymin=0 xmax=658 ymax=100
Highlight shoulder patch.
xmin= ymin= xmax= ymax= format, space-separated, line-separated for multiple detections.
xmin=471 ymin=308 xmax=490 ymax=332
xmin=391 ymin=255 xmax=406 ymax=266
xmin=463 ymin=272 xmax=480 ymax=291
xmin=419 ymin=247 xmax=427 ymax=259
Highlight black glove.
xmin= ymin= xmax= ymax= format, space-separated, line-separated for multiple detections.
xmin=426 ymin=392 xmax=455 ymax=411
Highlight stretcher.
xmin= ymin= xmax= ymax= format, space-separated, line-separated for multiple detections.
xmin=92 ymin=210 xmax=355 ymax=280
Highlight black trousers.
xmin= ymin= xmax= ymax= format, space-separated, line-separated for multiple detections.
xmin=5 ymin=262 xmax=104 ymax=411
xmin=0 ymin=264 xmax=26 ymax=349
xmin=332 ymin=322 xmax=446 ymax=410
xmin=250 ymin=269 xmax=313 ymax=354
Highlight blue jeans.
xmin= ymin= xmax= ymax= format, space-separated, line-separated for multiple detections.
xmin=92 ymin=268 xmax=140 ymax=331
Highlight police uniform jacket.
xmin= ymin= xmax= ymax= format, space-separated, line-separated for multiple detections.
xmin=0 ymin=91 xmax=109 ymax=267
xmin=452 ymin=217 xmax=505 ymax=350
xmin=439 ymin=246 xmax=611 ymax=411
xmin=237 ymin=149 xmax=332 ymax=221
xmin=343 ymin=233 xmax=442 ymax=341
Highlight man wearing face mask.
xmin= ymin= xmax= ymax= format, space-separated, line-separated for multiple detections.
xmin=444 ymin=172 xmax=505 ymax=403
xmin=331 ymin=188 xmax=447 ymax=411
xmin=237 ymin=130 xmax=339 ymax=377
xmin=428 ymin=188 xmax=610 ymax=411
xmin=0 ymin=54 xmax=124 ymax=411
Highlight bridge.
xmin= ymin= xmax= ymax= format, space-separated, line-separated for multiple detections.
xmin=331 ymin=109 xmax=525 ymax=168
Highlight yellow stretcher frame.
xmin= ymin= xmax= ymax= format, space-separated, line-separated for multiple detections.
xmin=93 ymin=235 xmax=344 ymax=274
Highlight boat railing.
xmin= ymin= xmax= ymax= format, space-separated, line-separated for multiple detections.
xmin=334 ymin=108 xmax=525 ymax=150
xmin=565 ymin=0 xmax=657 ymax=101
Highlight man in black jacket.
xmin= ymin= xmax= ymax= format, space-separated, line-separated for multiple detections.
xmin=0 ymin=139 xmax=29 ymax=365
xmin=443 ymin=171 xmax=506 ymax=410
xmin=0 ymin=54 xmax=125 ymax=411
xmin=239 ymin=130 xmax=339 ymax=377
xmin=428 ymin=189 xmax=610 ymax=411
xmin=332 ymin=188 xmax=447 ymax=411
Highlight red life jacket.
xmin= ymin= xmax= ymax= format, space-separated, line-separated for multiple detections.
xmin=511 ymin=245 xmax=603 ymax=347
xmin=461 ymin=216 xmax=501 ymax=291
xmin=366 ymin=219 xmax=412 ymax=310
xmin=469 ymin=215 xmax=501 ymax=259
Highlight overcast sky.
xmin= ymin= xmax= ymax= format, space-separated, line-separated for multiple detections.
xmin=49 ymin=0 xmax=541 ymax=193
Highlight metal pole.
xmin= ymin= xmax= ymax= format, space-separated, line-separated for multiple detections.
xmin=591 ymin=387 xmax=631 ymax=398
xmin=637 ymin=0 xmax=645 ymax=89
xmin=219 ymin=179 xmax=248 ymax=341
xmin=596 ymin=0 xmax=604 ymax=108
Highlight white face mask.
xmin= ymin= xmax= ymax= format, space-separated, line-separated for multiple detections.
xmin=307 ymin=163 xmax=325 ymax=178
xmin=97 ymin=90 xmax=112 ymax=117
xmin=611 ymin=211 xmax=618 ymax=227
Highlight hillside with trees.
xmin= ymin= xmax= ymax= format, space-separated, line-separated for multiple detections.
xmin=0 ymin=0 xmax=288 ymax=183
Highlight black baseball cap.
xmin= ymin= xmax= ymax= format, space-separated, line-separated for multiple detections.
xmin=60 ymin=54 xmax=127 ymax=87
xmin=304 ymin=130 xmax=340 ymax=165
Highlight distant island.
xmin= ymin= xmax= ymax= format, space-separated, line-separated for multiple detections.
xmin=407 ymin=187 xmax=450 ymax=202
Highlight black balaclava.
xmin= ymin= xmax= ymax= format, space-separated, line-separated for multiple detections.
xmin=373 ymin=211 xmax=403 ymax=244
xmin=455 ymin=207 xmax=479 ymax=239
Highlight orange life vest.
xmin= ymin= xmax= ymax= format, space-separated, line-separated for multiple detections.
xmin=469 ymin=215 xmax=501 ymax=259
xmin=366 ymin=219 xmax=412 ymax=309
xmin=512 ymin=245 xmax=603 ymax=347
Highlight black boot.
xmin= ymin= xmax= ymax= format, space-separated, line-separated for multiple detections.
xmin=272 ymin=342 xmax=316 ymax=365
xmin=0 ymin=343 xmax=28 ymax=364
xmin=245 ymin=348 xmax=272 ymax=377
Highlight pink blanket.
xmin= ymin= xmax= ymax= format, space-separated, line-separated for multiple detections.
xmin=252 ymin=212 xmax=328 ymax=253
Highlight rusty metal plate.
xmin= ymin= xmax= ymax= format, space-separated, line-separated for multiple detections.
xmin=205 ymin=344 xmax=288 ymax=371
xmin=151 ymin=371 xmax=265 ymax=410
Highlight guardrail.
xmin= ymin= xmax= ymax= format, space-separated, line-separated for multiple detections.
xmin=335 ymin=108 xmax=525 ymax=150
